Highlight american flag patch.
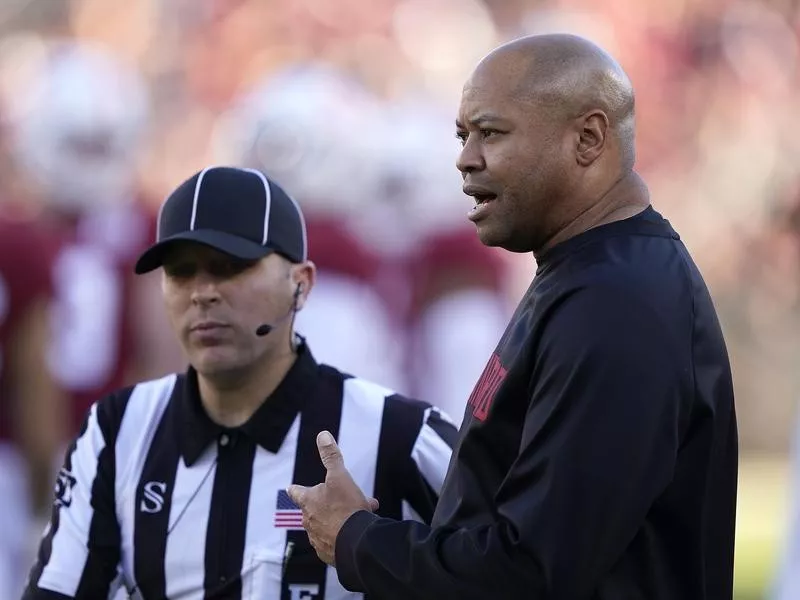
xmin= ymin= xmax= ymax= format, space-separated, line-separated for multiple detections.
xmin=274 ymin=489 xmax=304 ymax=529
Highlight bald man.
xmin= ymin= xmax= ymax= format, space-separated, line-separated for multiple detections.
xmin=288 ymin=34 xmax=738 ymax=599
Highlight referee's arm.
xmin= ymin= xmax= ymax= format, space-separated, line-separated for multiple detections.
xmin=22 ymin=397 xmax=123 ymax=600
xmin=403 ymin=407 xmax=458 ymax=523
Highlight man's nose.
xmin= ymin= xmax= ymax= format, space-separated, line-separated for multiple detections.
xmin=456 ymin=135 xmax=485 ymax=175
xmin=190 ymin=273 xmax=221 ymax=306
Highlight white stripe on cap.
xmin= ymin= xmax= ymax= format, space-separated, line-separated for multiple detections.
xmin=242 ymin=168 xmax=272 ymax=245
xmin=285 ymin=187 xmax=308 ymax=262
xmin=190 ymin=166 xmax=213 ymax=231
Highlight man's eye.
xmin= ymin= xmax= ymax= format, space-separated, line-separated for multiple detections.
xmin=481 ymin=129 xmax=500 ymax=139
xmin=209 ymin=260 xmax=256 ymax=278
xmin=455 ymin=131 xmax=467 ymax=146
xmin=164 ymin=264 xmax=195 ymax=278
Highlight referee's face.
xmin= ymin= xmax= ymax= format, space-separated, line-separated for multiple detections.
xmin=160 ymin=243 xmax=298 ymax=377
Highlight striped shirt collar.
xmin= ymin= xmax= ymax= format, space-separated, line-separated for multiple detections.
xmin=178 ymin=342 xmax=320 ymax=466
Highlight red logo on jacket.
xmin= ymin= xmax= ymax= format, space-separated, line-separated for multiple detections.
xmin=467 ymin=353 xmax=507 ymax=421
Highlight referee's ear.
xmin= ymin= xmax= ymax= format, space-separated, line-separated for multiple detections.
xmin=291 ymin=260 xmax=316 ymax=312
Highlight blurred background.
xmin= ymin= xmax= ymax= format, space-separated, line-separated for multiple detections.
xmin=0 ymin=0 xmax=799 ymax=598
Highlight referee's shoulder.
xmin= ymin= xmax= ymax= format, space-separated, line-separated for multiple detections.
xmin=87 ymin=372 xmax=180 ymax=443
xmin=319 ymin=363 xmax=453 ymax=430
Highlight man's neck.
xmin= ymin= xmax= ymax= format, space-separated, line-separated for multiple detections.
xmin=535 ymin=170 xmax=651 ymax=259
xmin=197 ymin=348 xmax=298 ymax=428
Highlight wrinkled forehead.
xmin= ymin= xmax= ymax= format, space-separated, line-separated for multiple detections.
xmin=458 ymin=57 xmax=527 ymax=125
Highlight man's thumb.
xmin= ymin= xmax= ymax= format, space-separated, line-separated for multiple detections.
xmin=317 ymin=431 xmax=344 ymax=471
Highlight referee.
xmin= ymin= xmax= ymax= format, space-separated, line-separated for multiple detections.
xmin=22 ymin=166 xmax=457 ymax=600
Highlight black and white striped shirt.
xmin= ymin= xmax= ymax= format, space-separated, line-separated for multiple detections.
xmin=23 ymin=343 xmax=457 ymax=600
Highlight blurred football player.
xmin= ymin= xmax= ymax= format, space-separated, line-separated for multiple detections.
xmin=7 ymin=40 xmax=184 ymax=436
xmin=359 ymin=100 xmax=512 ymax=424
xmin=213 ymin=63 xmax=407 ymax=393
xmin=0 ymin=202 xmax=65 ymax=599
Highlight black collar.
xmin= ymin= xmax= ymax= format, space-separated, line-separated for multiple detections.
xmin=178 ymin=342 xmax=319 ymax=466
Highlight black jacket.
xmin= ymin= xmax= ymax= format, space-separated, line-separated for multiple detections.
xmin=335 ymin=206 xmax=738 ymax=599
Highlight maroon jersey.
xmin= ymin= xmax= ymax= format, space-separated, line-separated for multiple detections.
xmin=404 ymin=226 xmax=510 ymax=414
xmin=409 ymin=226 xmax=507 ymax=314
xmin=298 ymin=215 xmax=409 ymax=390
xmin=44 ymin=202 xmax=157 ymax=434
xmin=305 ymin=216 xmax=382 ymax=282
xmin=0 ymin=214 xmax=55 ymax=442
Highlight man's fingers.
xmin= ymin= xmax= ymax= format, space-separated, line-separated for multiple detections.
xmin=287 ymin=484 xmax=308 ymax=507
xmin=367 ymin=497 xmax=379 ymax=512
xmin=317 ymin=430 xmax=345 ymax=471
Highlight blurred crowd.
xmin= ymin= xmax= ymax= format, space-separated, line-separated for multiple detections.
xmin=2 ymin=0 xmax=800 ymax=597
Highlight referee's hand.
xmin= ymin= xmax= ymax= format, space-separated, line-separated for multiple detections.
xmin=287 ymin=431 xmax=379 ymax=565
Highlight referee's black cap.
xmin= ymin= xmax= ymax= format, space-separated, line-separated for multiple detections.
xmin=135 ymin=166 xmax=308 ymax=274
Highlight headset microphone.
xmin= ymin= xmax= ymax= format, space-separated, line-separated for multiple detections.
xmin=255 ymin=323 xmax=275 ymax=337
xmin=255 ymin=284 xmax=302 ymax=337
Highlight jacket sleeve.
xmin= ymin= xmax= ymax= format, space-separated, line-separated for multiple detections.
xmin=22 ymin=399 xmax=122 ymax=600
xmin=334 ymin=284 xmax=689 ymax=599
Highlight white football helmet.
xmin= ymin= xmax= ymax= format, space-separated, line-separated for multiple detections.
xmin=10 ymin=40 xmax=149 ymax=212
xmin=350 ymin=97 xmax=467 ymax=254
xmin=212 ymin=62 xmax=384 ymax=217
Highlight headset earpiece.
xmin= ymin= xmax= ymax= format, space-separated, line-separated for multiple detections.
xmin=293 ymin=283 xmax=303 ymax=307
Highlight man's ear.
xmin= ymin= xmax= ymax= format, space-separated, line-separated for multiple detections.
xmin=292 ymin=261 xmax=316 ymax=311
xmin=576 ymin=109 xmax=609 ymax=167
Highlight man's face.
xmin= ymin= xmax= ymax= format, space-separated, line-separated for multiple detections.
xmin=161 ymin=243 xmax=295 ymax=377
xmin=455 ymin=60 xmax=574 ymax=253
